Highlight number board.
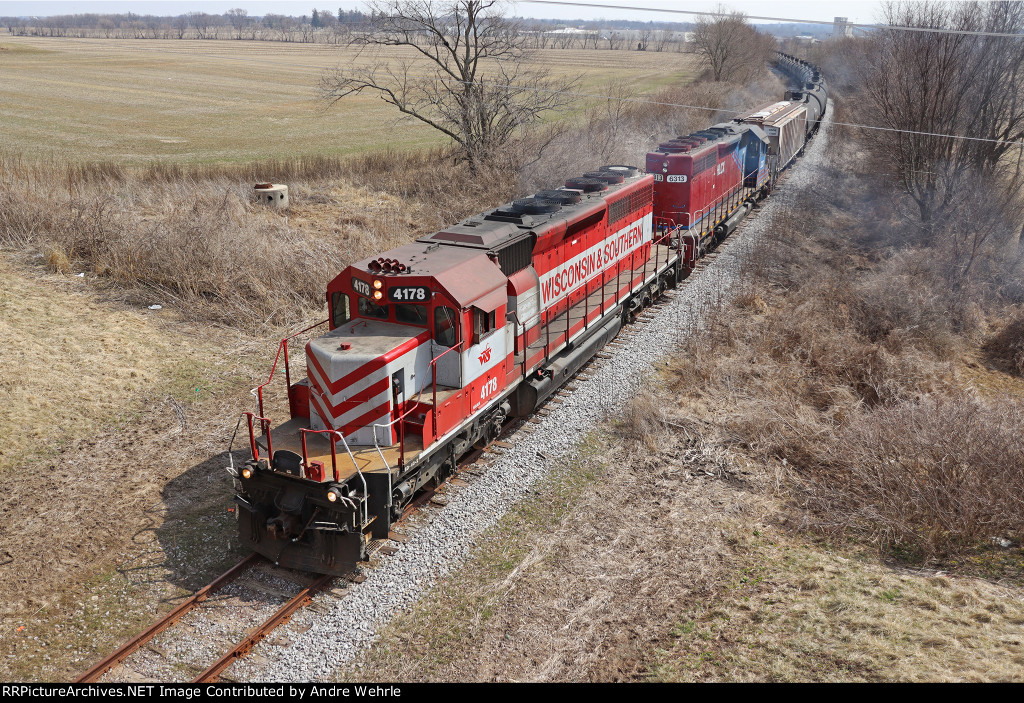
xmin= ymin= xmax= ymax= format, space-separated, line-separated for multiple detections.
xmin=352 ymin=277 xmax=372 ymax=298
xmin=387 ymin=286 xmax=431 ymax=303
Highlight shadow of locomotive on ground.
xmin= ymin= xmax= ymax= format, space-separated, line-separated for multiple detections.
xmin=154 ymin=446 xmax=252 ymax=592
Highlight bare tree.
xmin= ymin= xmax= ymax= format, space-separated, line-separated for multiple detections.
xmin=605 ymin=31 xmax=623 ymax=50
xmin=227 ymin=8 xmax=248 ymax=39
xmin=319 ymin=0 xmax=578 ymax=170
xmin=188 ymin=12 xmax=213 ymax=39
xmin=653 ymin=29 xmax=671 ymax=52
xmin=636 ymin=28 xmax=651 ymax=51
xmin=861 ymin=0 xmax=1024 ymax=264
xmin=692 ymin=6 xmax=775 ymax=81
xmin=172 ymin=14 xmax=188 ymax=39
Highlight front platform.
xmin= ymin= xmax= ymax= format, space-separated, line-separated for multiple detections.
xmin=258 ymin=417 xmax=422 ymax=480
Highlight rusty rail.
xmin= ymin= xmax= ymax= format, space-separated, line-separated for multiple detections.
xmin=74 ymin=554 xmax=262 ymax=683
xmin=193 ymin=573 xmax=333 ymax=683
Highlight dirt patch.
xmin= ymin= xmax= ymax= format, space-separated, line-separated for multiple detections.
xmin=0 ymin=256 xmax=173 ymax=472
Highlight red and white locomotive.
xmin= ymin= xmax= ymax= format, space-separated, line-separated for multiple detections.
xmin=231 ymin=54 xmax=827 ymax=575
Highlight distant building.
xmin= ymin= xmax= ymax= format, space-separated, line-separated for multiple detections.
xmin=544 ymin=27 xmax=589 ymax=35
xmin=833 ymin=16 xmax=853 ymax=38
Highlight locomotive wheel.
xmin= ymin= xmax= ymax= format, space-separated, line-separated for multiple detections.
xmin=473 ymin=405 xmax=507 ymax=449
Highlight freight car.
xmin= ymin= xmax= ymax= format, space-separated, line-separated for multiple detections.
xmin=228 ymin=54 xmax=827 ymax=575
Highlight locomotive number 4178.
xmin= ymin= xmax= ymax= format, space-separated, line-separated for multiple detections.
xmin=387 ymin=286 xmax=431 ymax=302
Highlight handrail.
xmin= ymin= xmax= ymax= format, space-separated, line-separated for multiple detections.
xmin=367 ymin=339 xmax=464 ymax=476
xmin=298 ymin=428 xmax=366 ymax=504
xmin=225 ymin=412 xmax=250 ymax=478
xmin=427 ymin=341 xmax=464 ymax=443
xmin=305 ymin=387 xmax=368 ymax=502
xmin=243 ymin=411 xmax=274 ymax=461
xmin=370 ymin=412 xmax=404 ymax=516
xmin=369 ymin=354 xmax=464 ymax=523
xmin=251 ymin=318 xmax=329 ymax=419
xmin=299 ymin=427 xmax=339 ymax=482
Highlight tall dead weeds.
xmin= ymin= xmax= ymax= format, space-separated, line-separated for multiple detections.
xmin=0 ymin=150 xmax=515 ymax=329
xmin=670 ymin=127 xmax=1024 ymax=564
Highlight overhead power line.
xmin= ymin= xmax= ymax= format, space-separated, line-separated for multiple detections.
xmin=519 ymin=0 xmax=1024 ymax=38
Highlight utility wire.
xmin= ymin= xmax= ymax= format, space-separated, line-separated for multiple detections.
xmin=519 ymin=0 xmax=1024 ymax=38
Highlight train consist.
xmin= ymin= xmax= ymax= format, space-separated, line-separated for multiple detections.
xmin=229 ymin=53 xmax=827 ymax=575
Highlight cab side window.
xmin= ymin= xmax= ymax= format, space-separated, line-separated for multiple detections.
xmin=331 ymin=292 xmax=351 ymax=328
xmin=473 ymin=308 xmax=497 ymax=344
xmin=396 ymin=304 xmax=429 ymax=326
xmin=434 ymin=306 xmax=457 ymax=347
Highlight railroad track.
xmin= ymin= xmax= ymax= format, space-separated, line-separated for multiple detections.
xmin=75 ymin=554 xmax=335 ymax=683
xmin=73 ymin=201 xmax=756 ymax=684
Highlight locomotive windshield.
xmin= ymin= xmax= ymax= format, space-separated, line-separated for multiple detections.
xmin=395 ymin=303 xmax=429 ymax=326
xmin=358 ymin=298 xmax=389 ymax=319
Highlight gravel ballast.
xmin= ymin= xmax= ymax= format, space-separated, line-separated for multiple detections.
xmin=239 ymin=108 xmax=833 ymax=683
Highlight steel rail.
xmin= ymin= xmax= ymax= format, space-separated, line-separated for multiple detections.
xmin=74 ymin=553 xmax=262 ymax=683
xmin=192 ymin=573 xmax=334 ymax=683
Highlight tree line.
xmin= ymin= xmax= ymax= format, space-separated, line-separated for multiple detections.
xmin=2 ymin=7 xmax=700 ymax=51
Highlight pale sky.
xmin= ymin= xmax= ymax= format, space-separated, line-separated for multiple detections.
xmin=0 ymin=0 xmax=888 ymax=25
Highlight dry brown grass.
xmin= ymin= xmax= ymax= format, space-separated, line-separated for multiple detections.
xmin=666 ymin=131 xmax=1024 ymax=565
xmin=343 ymin=416 xmax=1024 ymax=682
xmin=984 ymin=308 xmax=1024 ymax=375
xmin=650 ymin=526 xmax=1024 ymax=682
xmin=0 ymin=150 xmax=516 ymax=329
xmin=343 ymin=429 xmax=766 ymax=682
xmin=0 ymin=254 xmax=195 ymax=472
xmin=612 ymin=394 xmax=668 ymax=451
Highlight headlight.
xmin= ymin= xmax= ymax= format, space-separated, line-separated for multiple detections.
xmin=373 ymin=290 xmax=383 ymax=300
xmin=327 ymin=486 xmax=343 ymax=503
xmin=241 ymin=467 xmax=253 ymax=479
xmin=373 ymin=279 xmax=383 ymax=290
